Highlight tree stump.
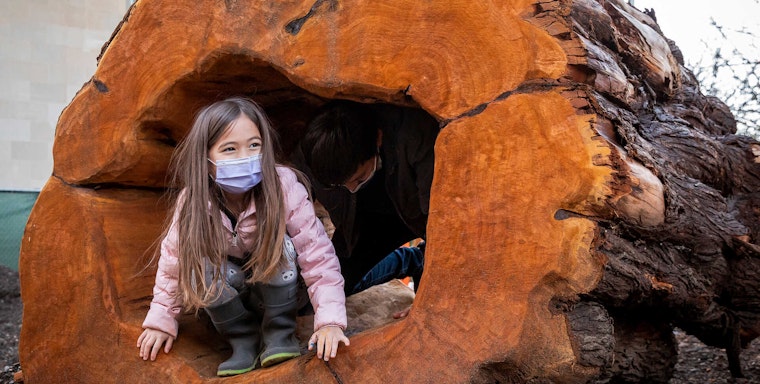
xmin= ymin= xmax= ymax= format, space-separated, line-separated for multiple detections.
xmin=19 ymin=0 xmax=760 ymax=382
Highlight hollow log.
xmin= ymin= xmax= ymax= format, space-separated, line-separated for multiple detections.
xmin=19 ymin=0 xmax=760 ymax=382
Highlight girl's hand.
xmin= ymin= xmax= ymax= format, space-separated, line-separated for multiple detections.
xmin=137 ymin=328 xmax=175 ymax=361
xmin=308 ymin=326 xmax=350 ymax=361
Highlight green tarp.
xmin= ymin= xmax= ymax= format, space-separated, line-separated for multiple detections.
xmin=0 ymin=191 xmax=38 ymax=271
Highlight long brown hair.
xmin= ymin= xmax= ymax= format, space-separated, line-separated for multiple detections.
xmin=167 ymin=97 xmax=287 ymax=311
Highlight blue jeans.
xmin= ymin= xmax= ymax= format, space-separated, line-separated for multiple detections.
xmin=350 ymin=243 xmax=425 ymax=295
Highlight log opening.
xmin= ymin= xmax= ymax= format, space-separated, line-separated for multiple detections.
xmin=131 ymin=56 xmax=436 ymax=377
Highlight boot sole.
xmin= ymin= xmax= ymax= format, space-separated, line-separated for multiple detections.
xmin=260 ymin=352 xmax=300 ymax=368
xmin=216 ymin=366 xmax=253 ymax=377
xmin=217 ymin=364 xmax=256 ymax=377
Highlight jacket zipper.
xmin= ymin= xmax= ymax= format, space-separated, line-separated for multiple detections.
xmin=228 ymin=215 xmax=239 ymax=248
xmin=231 ymin=220 xmax=239 ymax=247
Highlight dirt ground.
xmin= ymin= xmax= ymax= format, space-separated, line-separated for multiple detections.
xmin=1 ymin=265 xmax=759 ymax=383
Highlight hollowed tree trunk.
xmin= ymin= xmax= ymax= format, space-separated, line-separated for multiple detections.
xmin=19 ymin=0 xmax=760 ymax=383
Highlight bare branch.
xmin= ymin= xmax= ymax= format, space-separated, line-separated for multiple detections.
xmin=688 ymin=19 xmax=760 ymax=138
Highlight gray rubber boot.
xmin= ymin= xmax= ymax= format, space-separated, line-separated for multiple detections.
xmin=258 ymin=235 xmax=302 ymax=368
xmin=204 ymin=258 xmax=247 ymax=307
xmin=205 ymin=295 xmax=261 ymax=376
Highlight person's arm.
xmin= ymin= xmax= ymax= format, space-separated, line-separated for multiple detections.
xmin=389 ymin=108 xmax=438 ymax=237
xmin=406 ymin=110 xmax=438 ymax=218
xmin=141 ymin=220 xmax=183 ymax=337
xmin=278 ymin=167 xmax=350 ymax=359
xmin=138 ymin=199 xmax=184 ymax=360
xmin=137 ymin=236 xmax=180 ymax=361
xmin=278 ymin=167 xmax=348 ymax=331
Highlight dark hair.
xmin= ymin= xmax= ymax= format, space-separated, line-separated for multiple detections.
xmin=301 ymin=100 xmax=379 ymax=186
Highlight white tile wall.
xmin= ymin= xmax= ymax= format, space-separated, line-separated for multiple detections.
xmin=0 ymin=0 xmax=128 ymax=191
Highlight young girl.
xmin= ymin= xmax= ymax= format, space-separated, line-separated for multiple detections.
xmin=137 ymin=97 xmax=349 ymax=377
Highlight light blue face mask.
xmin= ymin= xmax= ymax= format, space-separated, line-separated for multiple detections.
xmin=208 ymin=154 xmax=263 ymax=194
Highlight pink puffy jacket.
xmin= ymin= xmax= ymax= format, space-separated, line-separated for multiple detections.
xmin=142 ymin=166 xmax=347 ymax=338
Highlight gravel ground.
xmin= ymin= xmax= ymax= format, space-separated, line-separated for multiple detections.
xmin=670 ymin=330 xmax=760 ymax=384
xmin=1 ymin=265 xmax=758 ymax=383
xmin=1 ymin=266 xmax=22 ymax=384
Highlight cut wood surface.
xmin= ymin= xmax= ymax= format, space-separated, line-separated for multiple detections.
xmin=19 ymin=0 xmax=760 ymax=382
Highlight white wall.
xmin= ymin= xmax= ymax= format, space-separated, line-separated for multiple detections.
xmin=0 ymin=0 xmax=130 ymax=191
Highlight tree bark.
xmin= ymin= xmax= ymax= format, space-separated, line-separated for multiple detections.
xmin=19 ymin=0 xmax=760 ymax=382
